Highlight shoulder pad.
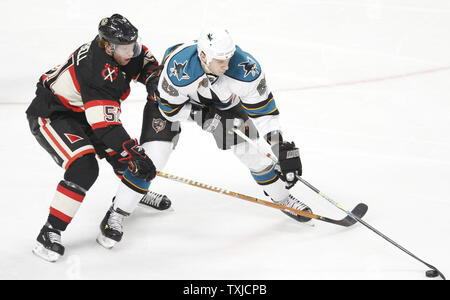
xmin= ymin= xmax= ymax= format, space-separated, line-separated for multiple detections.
xmin=162 ymin=43 xmax=183 ymax=64
xmin=225 ymin=45 xmax=262 ymax=82
xmin=166 ymin=44 xmax=204 ymax=87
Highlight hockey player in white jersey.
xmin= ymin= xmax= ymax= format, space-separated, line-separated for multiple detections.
xmin=98 ymin=27 xmax=312 ymax=248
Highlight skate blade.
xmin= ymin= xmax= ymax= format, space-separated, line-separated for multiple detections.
xmin=282 ymin=211 xmax=316 ymax=227
xmin=96 ymin=233 xmax=118 ymax=249
xmin=299 ymin=220 xmax=315 ymax=227
xmin=32 ymin=242 xmax=61 ymax=262
xmin=138 ymin=203 xmax=175 ymax=212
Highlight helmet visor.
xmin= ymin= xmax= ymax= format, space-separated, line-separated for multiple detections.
xmin=112 ymin=37 xmax=142 ymax=58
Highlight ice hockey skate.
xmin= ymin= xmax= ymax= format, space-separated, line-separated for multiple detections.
xmin=263 ymin=190 xmax=313 ymax=223
xmin=139 ymin=191 xmax=172 ymax=210
xmin=32 ymin=225 xmax=65 ymax=262
xmin=276 ymin=195 xmax=313 ymax=223
xmin=96 ymin=206 xmax=129 ymax=249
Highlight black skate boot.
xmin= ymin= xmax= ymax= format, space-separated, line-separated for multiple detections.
xmin=277 ymin=195 xmax=313 ymax=222
xmin=32 ymin=225 xmax=65 ymax=262
xmin=139 ymin=191 xmax=172 ymax=210
xmin=96 ymin=206 xmax=129 ymax=249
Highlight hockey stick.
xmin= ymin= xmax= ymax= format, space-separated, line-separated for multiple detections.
xmin=231 ymin=128 xmax=368 ymax=223
xmin=297 ymin=173 xmax=446 ymax=280
xmin=232 ymin=128 xmax=446 ymax=280
xmin=156 ymin=171 xmax=362 ymax=227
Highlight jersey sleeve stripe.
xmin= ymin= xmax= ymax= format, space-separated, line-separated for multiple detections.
xmin=56 ymin=94 xmax=85 ymax=112
xmin=156 ymin=95 xmax=184 ymax=117
xmin=247 ymin=107 xmax=279 ymax=117
xmin=242 ymin=94 xmax=279 ymax=117
xmin=85 ymin=100 xmax=122 ymax=130
xmin=84 ymin=100 xmax=120 ymax=109
xmin=90 ymin=121 xmax=122 ymax=130
xmin=242 ymin=96 xmax=274 ymax=111
xmin=68 ymin=65 xmax=81 ymax=94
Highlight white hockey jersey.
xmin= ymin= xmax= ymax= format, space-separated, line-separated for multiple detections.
xmin=156 ymin=41 xmax=281 ymax=137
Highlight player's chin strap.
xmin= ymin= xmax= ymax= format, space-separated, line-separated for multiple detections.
xmin=231 ymin=127 xmax=446 ymax=280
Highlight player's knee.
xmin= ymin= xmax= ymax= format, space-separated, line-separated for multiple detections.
xmin=141 ymin=140 xmax=174 ymax=171
xmin=64 ymin=153 xmax=99 ymax=191
xmin=105 ymin=152 xmax=127 ymax=177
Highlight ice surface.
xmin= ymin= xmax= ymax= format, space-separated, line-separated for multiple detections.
xmin=0 ymin=0 xmax=449 ymax=280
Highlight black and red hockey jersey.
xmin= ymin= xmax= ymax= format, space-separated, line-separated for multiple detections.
xmin=26 ymin=36 xmax=159 ymax=152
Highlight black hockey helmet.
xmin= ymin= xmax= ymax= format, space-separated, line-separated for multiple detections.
xmin=98 ymin=14 xmax=138 ymax=45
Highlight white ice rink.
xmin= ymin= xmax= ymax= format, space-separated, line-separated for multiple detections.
xmin=0 ymin=0 xmax=449 ymax=280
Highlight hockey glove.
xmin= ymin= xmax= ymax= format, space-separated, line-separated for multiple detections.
xmin=272 ymin=141 xmax=302 ymax=189
xmin=145 ymin=65 xmax=164 ymax=101
xmin=118 ymin=139 xmax=156 ymax=181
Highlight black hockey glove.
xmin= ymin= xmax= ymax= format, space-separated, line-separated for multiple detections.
xmin=145 ymin=65 xmax=164 ymax=100
xmin=272 ymin=141 xmax=302 ymax=189
xmin=119 ymin=139 xmax=156 ymax=181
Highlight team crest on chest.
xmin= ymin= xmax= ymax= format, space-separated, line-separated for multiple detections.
xmin=102 ymin=64 xmax=118 ymax=82
xmin=152 ymin=118 xmax=166 ymax=133
xmin=238 ymin=57 xmax=259 ymax=78
xmin=169 ymin=60 xmax=190 ymax=81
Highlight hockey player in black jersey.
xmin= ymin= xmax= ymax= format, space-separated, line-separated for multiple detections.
xmin=26 ymin=14 xmax=167 ymax=262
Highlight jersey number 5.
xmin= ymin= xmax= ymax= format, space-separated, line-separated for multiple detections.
xmin=104 ymin=106 xmax=121 ymax=123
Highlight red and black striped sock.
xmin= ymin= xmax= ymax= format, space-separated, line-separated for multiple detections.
xmin=47 ymin=180 xmax=86 ymax=231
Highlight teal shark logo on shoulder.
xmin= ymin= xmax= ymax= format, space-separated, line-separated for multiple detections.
xmin=169 ymin=60 xmax=190 ymax=81
xmin=238 ymin=57 xmax=259 ymax=78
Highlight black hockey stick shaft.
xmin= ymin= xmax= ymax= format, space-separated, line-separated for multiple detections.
xmin=297 ymin=175 xmax=446 ymax=280
xmin=232 ymin=128 xmax=445 ymax=279
xmin=358 ymin=214 xmax=445 ymax=280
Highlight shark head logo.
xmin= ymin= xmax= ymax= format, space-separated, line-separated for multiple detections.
xmin=238 ymin=57 xmax=259 ymax=78
xmin=169 ymin=60 xmax=190 ymax=81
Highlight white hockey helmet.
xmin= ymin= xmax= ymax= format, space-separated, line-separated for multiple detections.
xmin=197 ymin=27 xmax=236 ymax=65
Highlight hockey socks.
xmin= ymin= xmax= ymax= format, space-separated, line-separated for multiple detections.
xmin=114 ymin=168 xmax=151 ymax=214
xmin=34 ymin=180 xmax=86 ymax=262
xmin=48 ymin=180 xmax=86 ymax=231
xmin=250 ymin=163 xmax=279 ymax=187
